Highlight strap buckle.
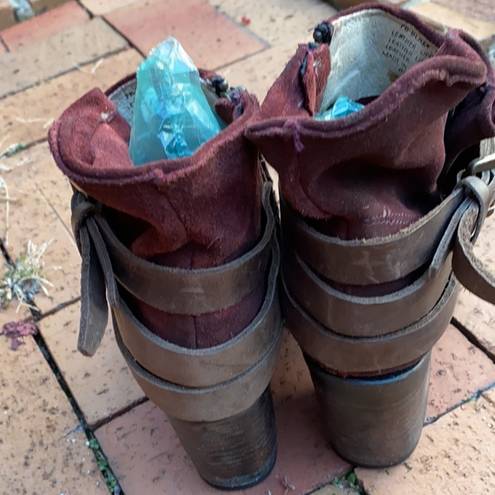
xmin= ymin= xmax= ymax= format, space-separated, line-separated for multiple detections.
xmin=458 ymin=175 xmax=490 ymax=241
xmin=457 ymin=150 xmax=495 ymax=240
xmin=451 ymin=142 xmax=495 ymax=305
xmin=465 ymin=151 xmax=495 ymax=177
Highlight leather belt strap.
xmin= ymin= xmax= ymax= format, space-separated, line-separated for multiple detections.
xmin=283 ymin=250 xmax=452 ymax=337
xmin=72 ymin=181 xmax=275 ymax=356
xmin=453 ymin=205 xmax=495 ymax=305
xmin=115 ymin=319 xmax=283 ymax=422
xmin=113 ymin=195 xmax=284 ymax=419
xmin=282 ymin=150 xmax=495 ymax=307
xmin=281 ymin=190 xmax=463 ymax=285
xmin=113 ymin=241 xmax=281 ymax=387
xmin=282 ymin=275 xmax=458 ymax=375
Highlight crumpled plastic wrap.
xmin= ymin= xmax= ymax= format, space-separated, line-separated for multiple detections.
xmin=315 ymin=95 xmax=364 ymax=121
xmin=129 ymin=37 xmax=224 ymax=165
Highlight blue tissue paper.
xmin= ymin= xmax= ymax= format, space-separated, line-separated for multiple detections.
xmin=316 ymin=95 xmax=364 ymax=121
xmin=129 ymin=37 xmax=224 ymax=165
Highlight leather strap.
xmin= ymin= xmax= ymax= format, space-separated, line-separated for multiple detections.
xmin=282 ymin=275 xmax=458 ymax=375
xmin=281 ymin=190 xmax=463 ymax=285
xmin=71 ymin=193 xmax=118 ymax=356
xmin=283 ymin=250 xmax=452 ymax=337
xmin=115 ymin=319 xmax=283 ymax=422
xmin=283 ymin=148 xmax=495 ymax=307
xmin=72 ymin=181 xmax=275 ymax=356
xmin=453 ymin=204 xmax=495 ymax=304
xmin=113 ymin=240 xmax=281 ymax=387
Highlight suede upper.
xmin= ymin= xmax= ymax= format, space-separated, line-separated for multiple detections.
xmin=246 ymin=2 xmax=495 ymax=240
xmin=49 ymin=80 xmax=264 ymax=348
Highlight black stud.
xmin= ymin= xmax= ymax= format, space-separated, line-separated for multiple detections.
xmin=210 ymin=75 xmax=229 ymax=96
xmin=227 ymin=86 xmax=242 ymax=104
xmin=313 ymin=22 xmax=332 ymax=44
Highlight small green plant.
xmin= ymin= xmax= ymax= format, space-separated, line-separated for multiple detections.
xmin=0 ymin=240 xmax=53 ymax=311
xmin=332 ymin=469 xmax=364 ymax=494
xmin=86 ymin=436 xmax=122 ymax=494
xmin=0 ymin=143 xmax=28 ymax=159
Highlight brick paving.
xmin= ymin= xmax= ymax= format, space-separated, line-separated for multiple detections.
xmin=357 ymin=389 xmax=495 ymax=495
xmin=427 ymin=325 xmax=495 ymax=422
xmin=39 ymin=301 xmax=145 ymax=426
xmin=0 ymin=50 xmax=143 ymax=150
xmin=0 ymin=18 xmax=127 ymax=98
xmin=95 ymin=333 xmax=351 ymax=495
xmin=105 ymin=0 xmax=266 ymax=68
xmin=1 ymin=1 xmax=89 ymax=50
xmin=0 ymin=306 xmax=107 ymax=495
xmin=0 ymin=1 xmax=494 ymax=494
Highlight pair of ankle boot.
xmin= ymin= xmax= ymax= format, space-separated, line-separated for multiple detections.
xmin=49 ymin=2 xmax=495 ymax=490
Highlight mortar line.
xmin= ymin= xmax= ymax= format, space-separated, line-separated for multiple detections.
xmin=213 ymin=45 xmax=270 ymax=72
xmin=0 ymin=35 xmax=8 ymax=52
xmin=31 ymin=324 xmax=126 ymax=495
xmin=0 ymin=46 xmax=129 ymax=102
xmin=73 ymin=0 xmax=95 ymax=19
xmin=35 ymin=182 xmax=76 ymax=242
xmin=451 ymin=317 xmax=495 ymax=363
xmin=424 ymin=380 xmax=495 ymax=426
xmin=100 ymin=15 xmax=145 ymax=56
xmin=90 ymin=396 xmax=149 ymax=430
xmin=34 ymin=296 xmax=81 ymax=321
xmin=1 ymin=137 xmax=47 ymax=158
xmin=0 ymin=238 xmax=124 ymax=494
xmin=0 ymin=238 xmax=13 ymax=264
xmin=101 ymin=3 xmax=271 ymax=66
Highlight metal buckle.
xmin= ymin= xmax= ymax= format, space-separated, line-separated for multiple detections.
xmin=464 ymin=151 xmax=495 ymax=217
xmin=466 ymin=151 xmax=495 ymax=177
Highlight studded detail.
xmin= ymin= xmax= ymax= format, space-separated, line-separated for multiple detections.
xmin=313 ymin=22 xmax=332 ymax=44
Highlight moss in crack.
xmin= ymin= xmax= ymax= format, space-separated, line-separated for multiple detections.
xmin=331 ymin=469 xmax=366 ymax=494
xmin=86 ymin=436 xmax=122 ymax=495
xmin=0 ymin=215 xmax=123 ymax=494
xmin=0 ymin=142 xmax=28 ymax=159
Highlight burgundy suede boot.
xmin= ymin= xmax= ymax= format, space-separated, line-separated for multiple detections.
xmin=247 ymin=2 xmax=495 ymax=467
xmin=49 ymin=73 xmax=282 ymax=489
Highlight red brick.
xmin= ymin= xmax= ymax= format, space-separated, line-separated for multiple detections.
xmin=105 ymin=0 xmax=266 ymax=69
xmin=0 ymin=49 xmax=142 ymax=150
xmin=427 ymin=324 xmax=495 ymax=421
xmin=95 ymin=332 xmax=350 ymax=494
xmin=2 ymin=1 xmax=89 ymax=51
xmin=0 ymin=17 xmax=127 ymax=98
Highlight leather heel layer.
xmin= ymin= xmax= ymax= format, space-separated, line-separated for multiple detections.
xmin=169 ymin=388 xmax=277 ymax=490
xmin=307 ymin=354 xmax=431 ymax=468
